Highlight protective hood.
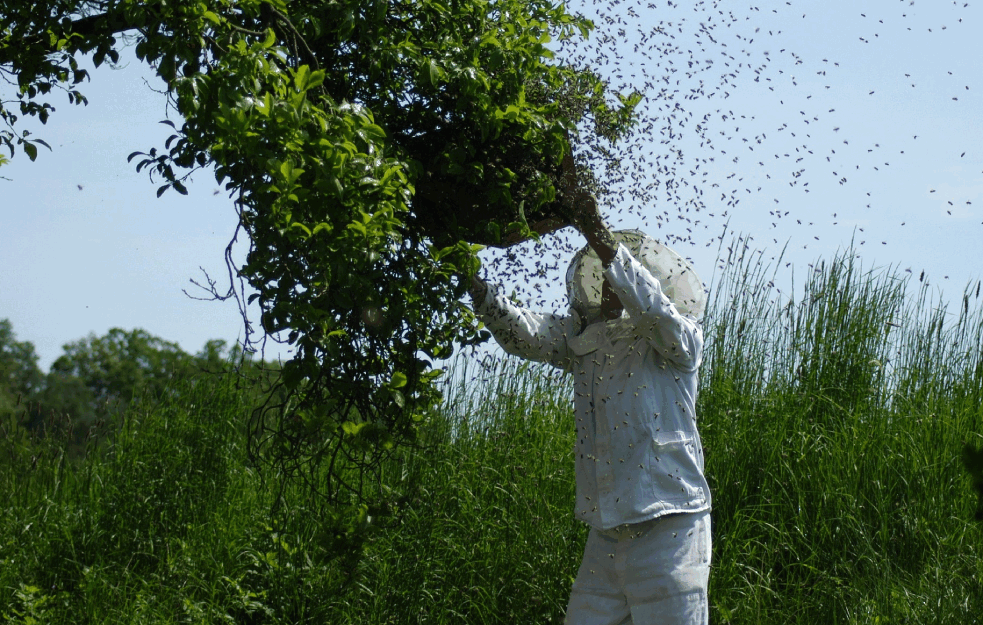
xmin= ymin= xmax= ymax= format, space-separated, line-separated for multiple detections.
xmin=566 ymin=229 xmax=706 ymax=323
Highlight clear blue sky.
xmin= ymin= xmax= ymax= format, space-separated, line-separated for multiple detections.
xmin=1 ymin=0 xmax=980 ymax=370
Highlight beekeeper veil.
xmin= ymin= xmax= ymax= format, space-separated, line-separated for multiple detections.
xmin=566 ymin=229 xmax=706 ymax=325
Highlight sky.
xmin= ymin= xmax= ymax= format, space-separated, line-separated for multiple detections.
xmin=0 ymin=55 xmax=256 ymax=370
xmin=1 ymin=0 xmax=981 ymax=371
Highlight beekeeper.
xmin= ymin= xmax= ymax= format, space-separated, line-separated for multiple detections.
xmin=466 ymin=161 xmax=712 ymax=625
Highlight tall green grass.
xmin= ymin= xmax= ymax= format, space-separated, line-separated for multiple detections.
xmin=701 ymin=242 xmax=983 ymax=624
xmin=2 ymin=243 xmax=981 ymax=623
xmin=322 ymin=356 xmax=583 ymax=624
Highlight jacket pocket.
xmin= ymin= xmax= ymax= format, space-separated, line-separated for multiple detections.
xmin=645 ymin=431 xmax=708 ymax=504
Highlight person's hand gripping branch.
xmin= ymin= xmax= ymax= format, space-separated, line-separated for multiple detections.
xmin=467 ymin=272 xmax=488 ymax=303
xmin=560 ymin=150 xmax=617 ymax=267
xmin=467 ymin=146 xmax=612 ymax=306
xmin=560 ymin=148 xmax=625 ymax=321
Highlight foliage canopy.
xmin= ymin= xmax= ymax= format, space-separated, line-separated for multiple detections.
xmin=0 ymin=0 xmax=639 ymax=529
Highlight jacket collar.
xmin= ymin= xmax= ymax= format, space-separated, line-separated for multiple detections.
xmin=568 ymin=311 xmax=634 ymax=356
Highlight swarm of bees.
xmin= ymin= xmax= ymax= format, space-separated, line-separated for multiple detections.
xmin=478 ymin=0 xmax=979 ymax=315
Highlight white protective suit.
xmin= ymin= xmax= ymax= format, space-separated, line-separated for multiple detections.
xmin=473 ymin=231 xmax=711 ymax=624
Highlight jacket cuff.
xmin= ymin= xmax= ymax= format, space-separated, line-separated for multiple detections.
xmin=472 ymin=281 xmax=501 ymax=321
xmin=603 ymin=243 xmax=633 ymax=274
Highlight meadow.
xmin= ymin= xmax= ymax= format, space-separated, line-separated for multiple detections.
xmin=2 ymin=242 xmax=982 ymax=623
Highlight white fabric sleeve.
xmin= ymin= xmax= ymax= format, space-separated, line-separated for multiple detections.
xmin=472 ymin=283 xmax=574 ymax=370
xmin=603 ymin=244 xmax=703 ymax=370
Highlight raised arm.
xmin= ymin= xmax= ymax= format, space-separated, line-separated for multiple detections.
xmin=560 ymin=149 xmax=702 ymax=369
xmin=467 ymin=276 xmax=574 ymax=370
xmin=603 ymin=247 xmax=704 ymax=370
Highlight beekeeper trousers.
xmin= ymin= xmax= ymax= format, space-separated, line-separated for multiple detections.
xmin=564 ymin=511 xmax=711 ymax=625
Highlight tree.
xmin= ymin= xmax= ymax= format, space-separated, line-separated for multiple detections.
xmin=31 ymin=328 xmax=274 ymax=447
xmin=1 ymin=0 xmax=638 ymax=535
xmin=0 ymin=318 xmax=43 ymax=423
xmin=43 ymin=327 xmax=195 ymax=418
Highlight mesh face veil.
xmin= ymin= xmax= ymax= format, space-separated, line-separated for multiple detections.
xmin=565 ymin=229 xmax=707 ymax=324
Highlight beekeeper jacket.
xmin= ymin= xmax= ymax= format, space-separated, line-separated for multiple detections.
xmin=474 ymin=244 xmax=711 ymax=530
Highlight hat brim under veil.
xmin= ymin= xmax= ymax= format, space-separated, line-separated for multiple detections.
xmin=566 ymin=229 xmax=707 ymax=325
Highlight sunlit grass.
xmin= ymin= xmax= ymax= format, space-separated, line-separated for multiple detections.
xmin=2 ymin=242 xmax=981 ymax=623
xmin=700 ymin=240 xmax=983 ymax=623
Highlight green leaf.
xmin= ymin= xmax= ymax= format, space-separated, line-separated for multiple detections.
xmin=422 ymin=59 xmax=443 ymax=88
xmin=295 ymin=65 xmax=311 ymax=92
xmin=342 ymin=421 xmax=369 ymax=436
xmin=358 ymin=124 xmax=386 ymax=144
xmin=23 ymin=142 xmax=37 ymax=161
xmin=307 ymin=69 xmax=325 ymax=90
xmin=389 ymin=389 xmax=405 ymax=408
xmin=279 ymin=160 xmax=304 ymax=185
xmin=390 ymin=372 xmax=407 ymax=388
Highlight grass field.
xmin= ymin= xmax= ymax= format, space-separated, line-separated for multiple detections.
xmin=2 ymin=244 xmax=982 ymax=623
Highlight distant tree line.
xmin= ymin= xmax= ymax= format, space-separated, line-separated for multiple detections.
xmin=0 ymin=318 xmax=275 ymax=452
